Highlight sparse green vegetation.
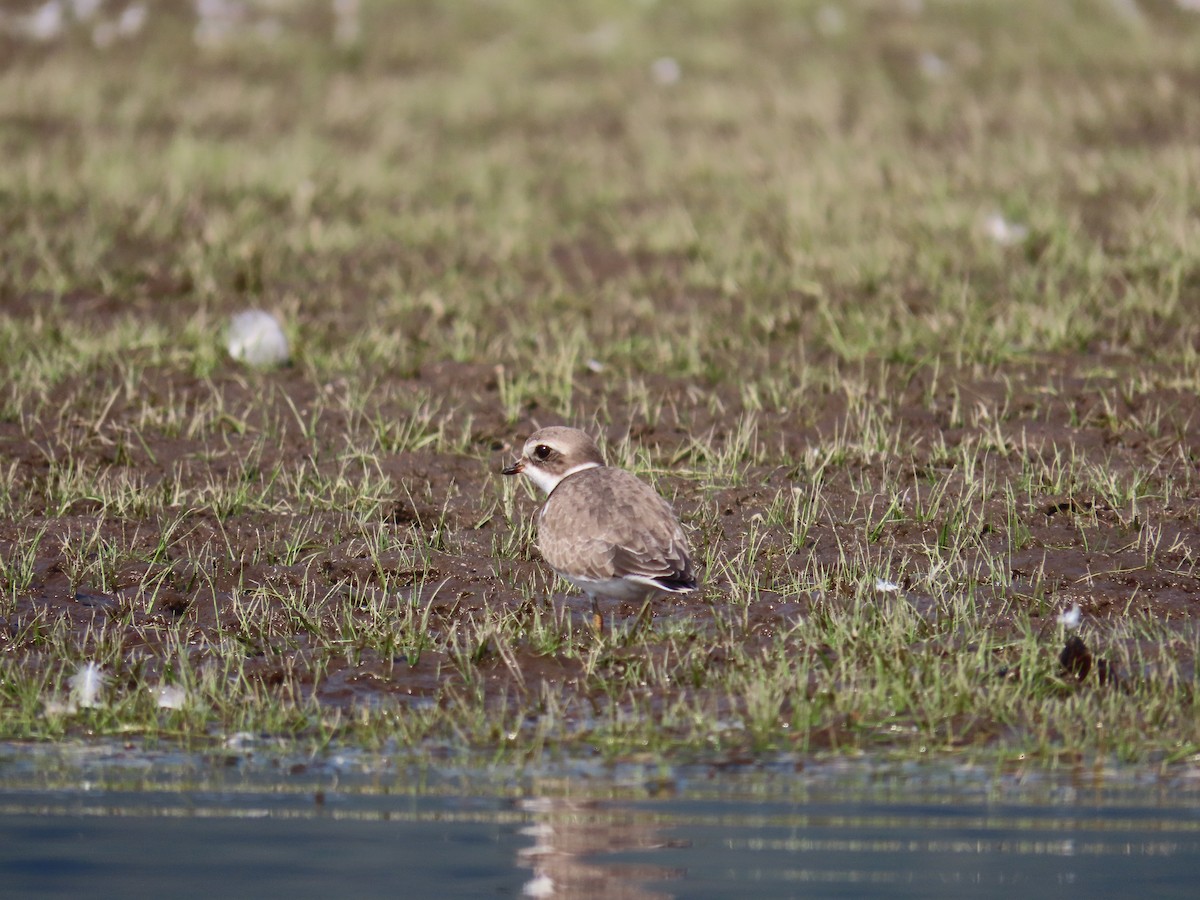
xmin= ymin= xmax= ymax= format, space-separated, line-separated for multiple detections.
xmin=0 ymin=0 xmax=1198 ymax=769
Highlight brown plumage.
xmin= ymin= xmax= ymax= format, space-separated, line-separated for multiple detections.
xmin=502 ymin=427 xmax=697 ymax=623
xmin=538 ymin=465 xmax=694 ymax=591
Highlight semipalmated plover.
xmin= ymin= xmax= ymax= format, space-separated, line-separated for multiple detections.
xmin=502 ymin=426 xmax=697 ymax=629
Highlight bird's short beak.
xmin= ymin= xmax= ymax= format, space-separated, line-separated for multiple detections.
xmin=501 ymin=459 xmax=524 ymax=476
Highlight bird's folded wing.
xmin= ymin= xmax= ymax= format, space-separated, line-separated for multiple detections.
xmin=538 ymin=470 xmax=694 ymax=586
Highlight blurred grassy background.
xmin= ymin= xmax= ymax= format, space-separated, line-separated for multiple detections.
xmin=3 ymin=0 xmax=1198 ymax=375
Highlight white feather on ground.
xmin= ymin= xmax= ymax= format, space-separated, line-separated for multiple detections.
xmin=1057 ymin=603 xmax=1082 ymax=630
xmin=69 ymin=662 xmax=106 ymax=709
xmin=4 ymin=1 xmax=66 ymax=42
xmin=154 ymin=684 xmax=188 ymax=709
xmin=983 ymin=212 xmax=1029 ymax=246
xmin=650 ymin=57 xmax=681 ymax=85
xmin=227 ymin=309 xmax=290 ymax=367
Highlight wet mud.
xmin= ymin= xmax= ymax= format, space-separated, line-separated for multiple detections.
xmin=1 ymin=292 xmax=1198 ymax=741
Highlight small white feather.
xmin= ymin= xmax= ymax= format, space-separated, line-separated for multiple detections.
xmin=983 ymin=212 xmax=1029 ymax=246
xmin=918 ymin=51 xmax=948 ymax=80
xmin=116 ymin=4 xmax=147 ymax=37
xmin=650 ymin=56 xmax=681 ymax=85
xmin=69 ymin=662 xmax=106 ymax=709
xmin=874 ymin=578 xmax=901 ymax=593
xmin=1057 ymin=603 xmax=1082 ymax=630
xmin=154 ymin=683 xmax=188 ymax=709
xmin=227 ymin=309 xmax=290 ymax=367
xmin=21 ymin=1 xmax=65 ymax=41
xmin=225 ymin=731 xmax=257 ymax=749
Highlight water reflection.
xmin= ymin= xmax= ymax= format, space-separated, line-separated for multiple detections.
xmin=508 ymin=767 xmax=1200 ymax=898
xmin=0 ymin=745 xmax=1198 ymax=898
xmin=516 ymin=796 xmax=680 ymax=898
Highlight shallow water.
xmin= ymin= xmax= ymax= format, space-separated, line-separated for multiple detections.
xmin=1 ymin=744 xmax=1197 ymax=898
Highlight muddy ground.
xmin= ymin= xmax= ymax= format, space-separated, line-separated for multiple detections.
xmin=2 ymin=290 xmax=1198 ymax=722
xmin=1 ymin=3 xmax=1199 ymax=754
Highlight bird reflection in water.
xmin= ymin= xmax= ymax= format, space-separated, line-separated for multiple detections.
xmin=516 ymin=796 xmax=684 ymax=899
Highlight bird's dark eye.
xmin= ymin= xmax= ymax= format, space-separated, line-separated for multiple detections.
xmin=533 ymin=444 xmax=552 ymax=461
